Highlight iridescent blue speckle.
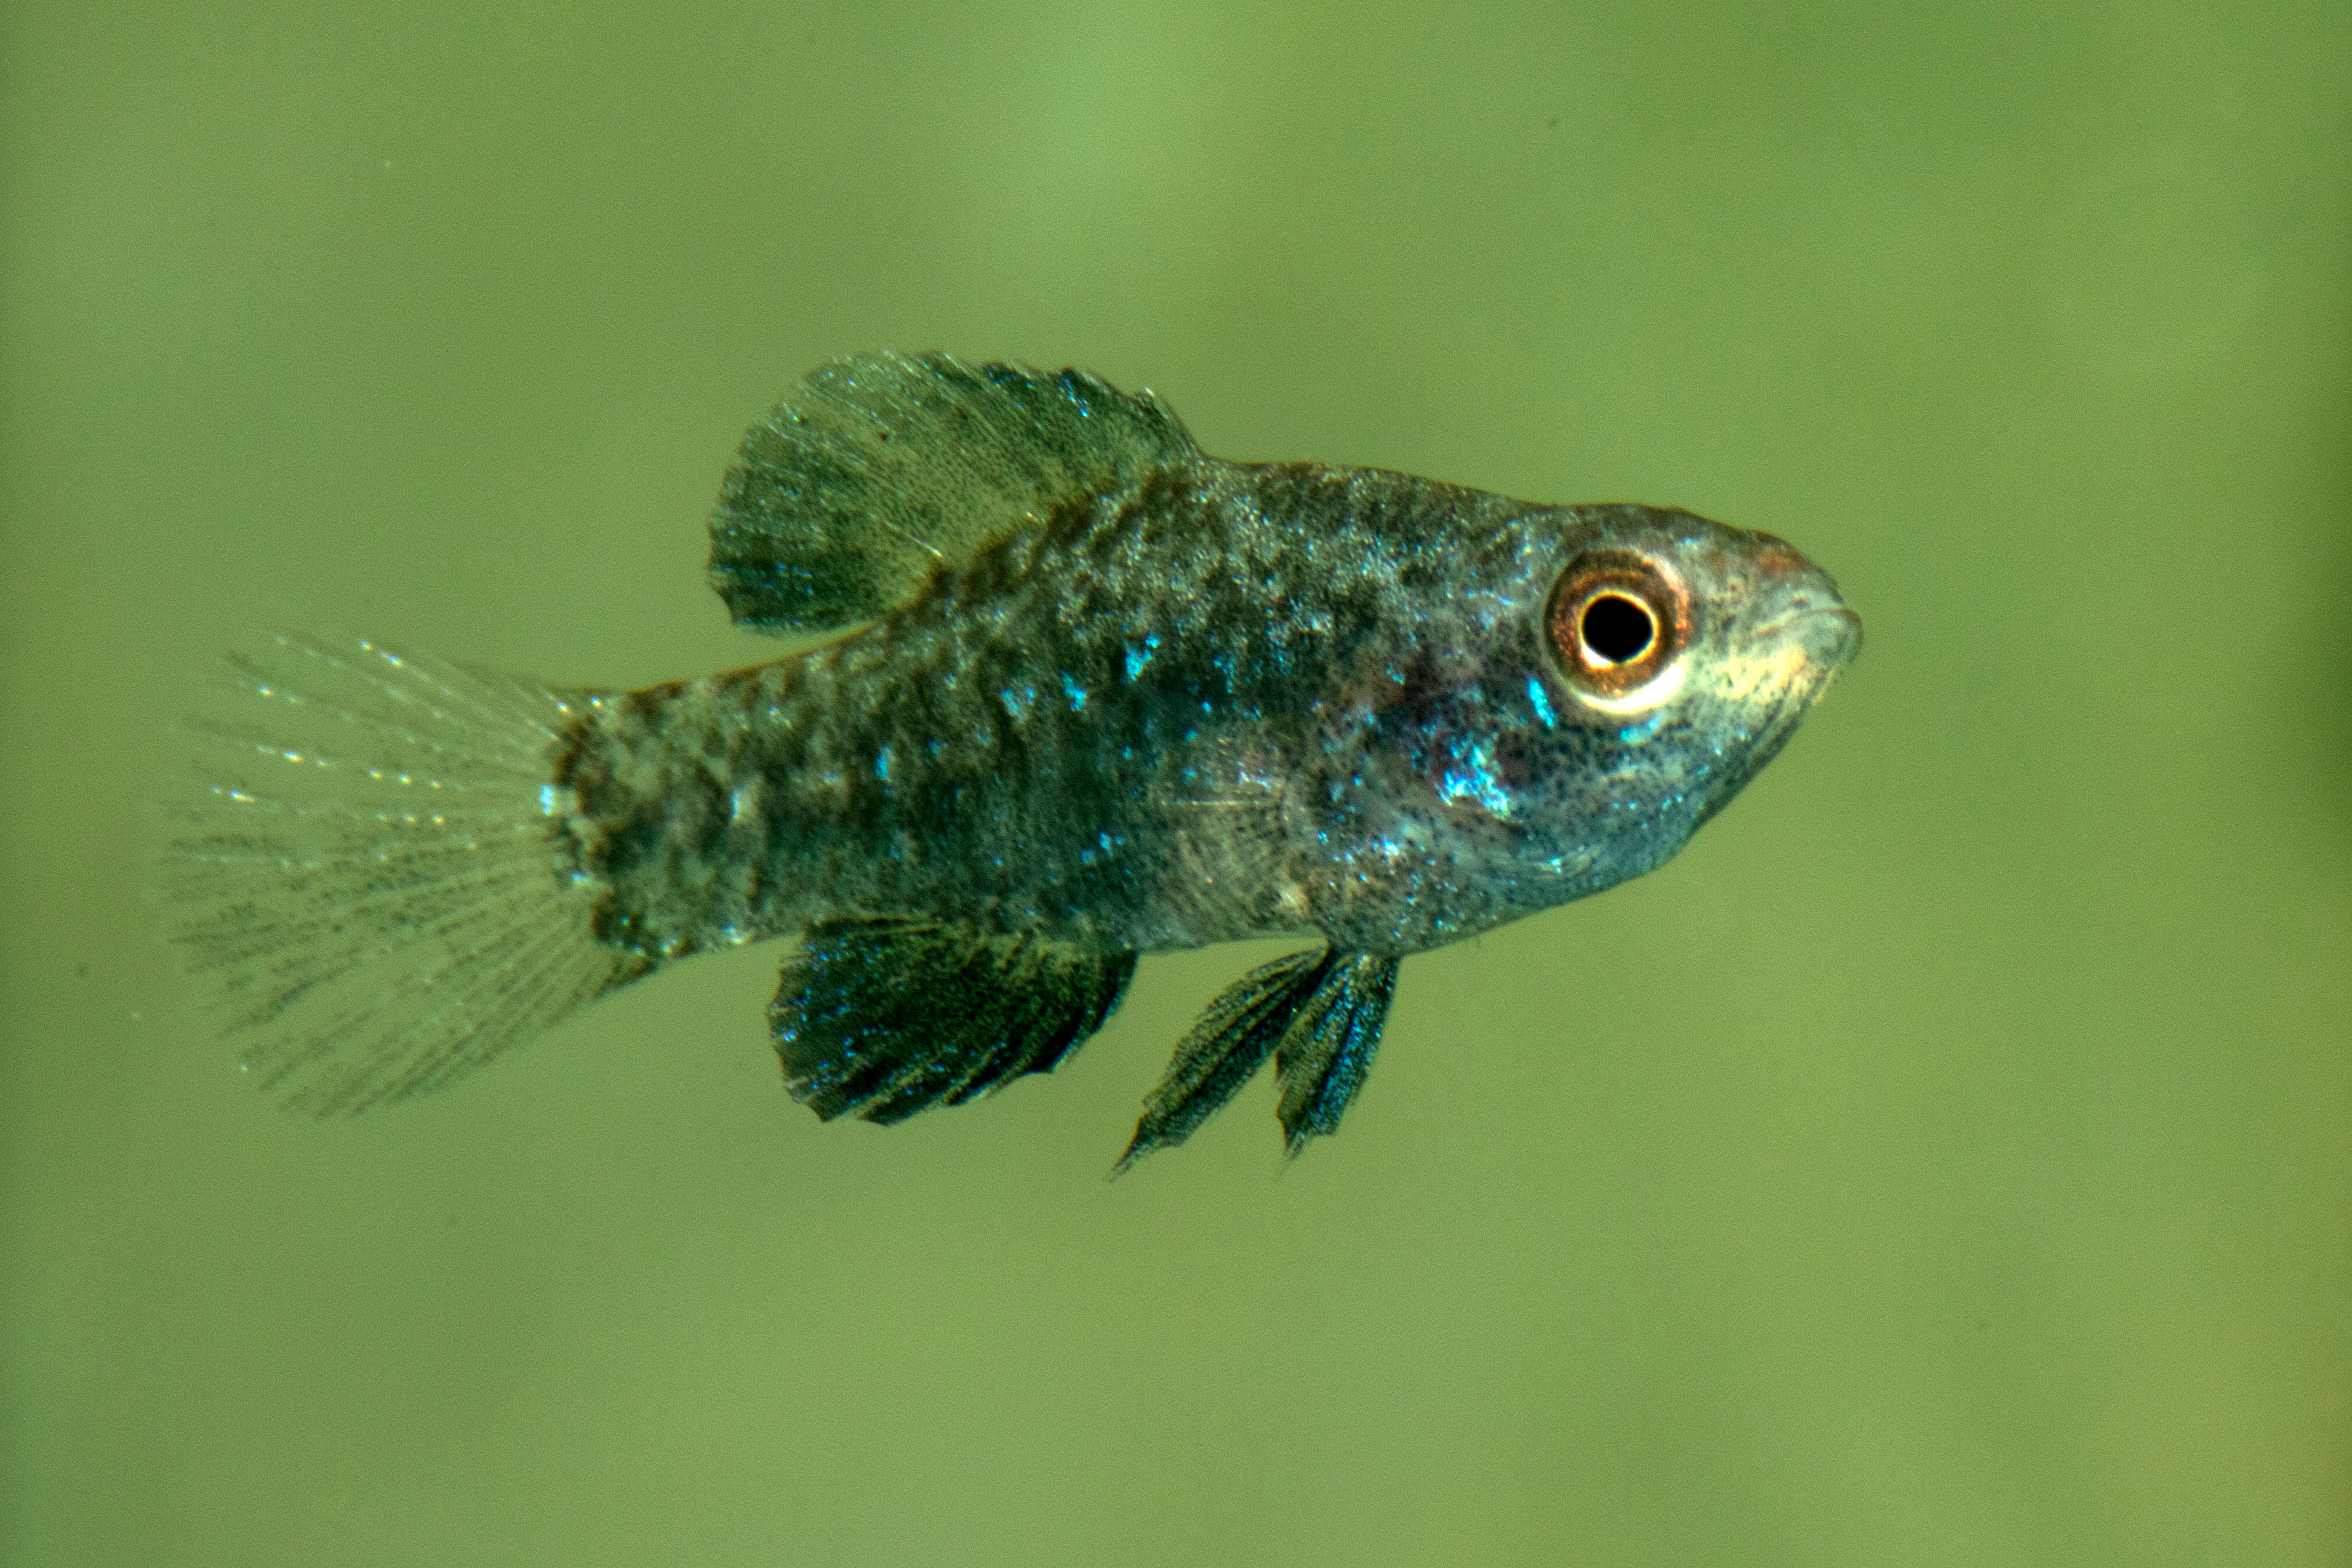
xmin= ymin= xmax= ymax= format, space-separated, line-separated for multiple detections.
xmin=1436 ymin=737 xmax=1514 ymax=816
xmin=1526 ymin=676 xmax=1558 ymax=728
xmin=1618 ymin=713 xmax=1667 ymax=745
xmin=1124 ymin=633 xmax=1161 ymax=680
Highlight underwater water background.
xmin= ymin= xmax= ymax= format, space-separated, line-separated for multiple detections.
xmin=3 ymin=1 xmax=2347 ymax=1563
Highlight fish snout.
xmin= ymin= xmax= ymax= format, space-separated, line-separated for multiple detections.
xmin=1743 ymin=539 xmax=1861 ymax=674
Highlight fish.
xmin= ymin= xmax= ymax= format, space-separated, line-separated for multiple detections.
xmin=165 ymin=350 xmax=1860 ymax=1166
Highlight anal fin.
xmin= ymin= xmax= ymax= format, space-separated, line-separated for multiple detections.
xmin=772 ymin=919 xmax=1135 ymax=1125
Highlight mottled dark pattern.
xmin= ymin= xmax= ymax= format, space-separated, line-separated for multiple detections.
xmin=551 ymin=353 xmax=1859 ymax=1158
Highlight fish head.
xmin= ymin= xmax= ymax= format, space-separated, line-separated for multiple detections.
xmin=1308 ymin=502 xmax=1858 ymax=948
xmin=1510 ymin=502 xmax=1860 ymax=884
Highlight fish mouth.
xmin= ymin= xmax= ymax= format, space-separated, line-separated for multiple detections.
xmin=1742 ymin=539 xmax=1860 ymax=682
xmin=1672 ymin=537 xmax=1857 ymax=831
xmin=1686 ymin=600 xmax=1856 ymax=834
xmin=1799 ymin=604 xmax=1863 ymax=676
xmin=1759 ymin=606 xmax=1860 ymax=724
xmin=1716 ymin=600 xmax=1860 ymax=710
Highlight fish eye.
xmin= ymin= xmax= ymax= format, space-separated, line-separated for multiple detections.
xmin=1545 ymin=550 xmax=1690 ymax=704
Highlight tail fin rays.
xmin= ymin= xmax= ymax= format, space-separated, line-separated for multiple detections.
xmin=162 ymin=634 xmax=634 ymax=1114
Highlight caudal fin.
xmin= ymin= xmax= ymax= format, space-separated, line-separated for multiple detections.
xmin=162 ymin=634 xmax=635 ymax=1114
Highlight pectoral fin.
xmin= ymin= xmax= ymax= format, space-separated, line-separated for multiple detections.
xmin=772 ymin=919 xmax=1136 ymax=1125
xmin=1117 ymin=949 xmax=1400 ymax=1170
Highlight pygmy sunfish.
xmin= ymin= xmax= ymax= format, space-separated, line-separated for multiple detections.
xmin=169 ymin=352 xmax=1859 ymax=1166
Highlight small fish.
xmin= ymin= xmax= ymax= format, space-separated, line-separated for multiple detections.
xmin=167 ymin=351 xmax=1859 ymax=1165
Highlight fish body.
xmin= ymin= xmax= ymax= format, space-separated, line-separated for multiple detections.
xmin=168 ymin=352 xmax=1858 ymax=1163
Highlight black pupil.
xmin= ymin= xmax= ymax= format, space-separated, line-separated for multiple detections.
xmin=1580 ymin=594 xmax=1655 ymax=663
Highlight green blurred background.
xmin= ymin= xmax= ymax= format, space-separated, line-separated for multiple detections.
xmin=3 ymin=2 xmax=2346 ymax=1564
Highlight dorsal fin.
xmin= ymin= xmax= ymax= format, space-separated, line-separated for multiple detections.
xmin=709 ymin=351 xmax=1202 ymax=632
